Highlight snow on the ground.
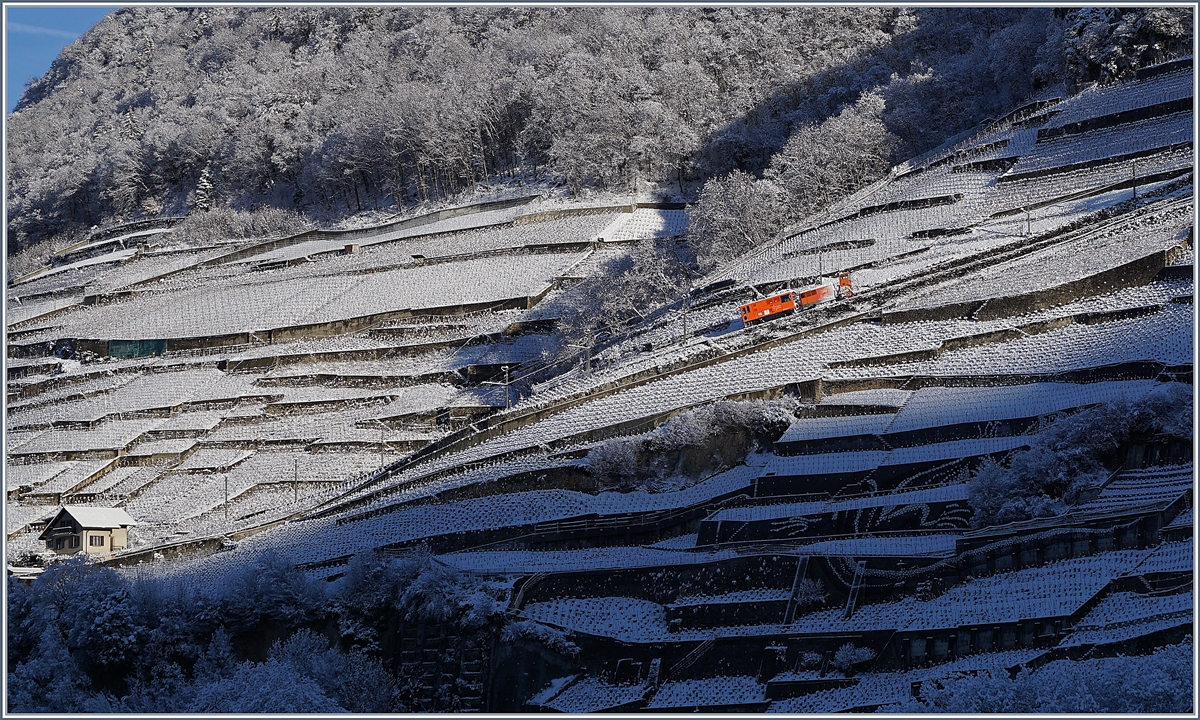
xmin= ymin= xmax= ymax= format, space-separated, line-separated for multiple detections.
xmin=6 ymin=461 xmax=74 ymax=491
xmin=28 ymin=459 xmax=118 ymax=496
xmin=761 ymin=450 xmax=891 ymax=477
xmin=8 ymin=371 xmax=142 ymax=415
xmin=1129 ymin=539 xmax=1193 ymax=575
xmin=508 ymin=549 xmax=1153 ymax=645
xmin=1009 ymin=116 xmax=1191 ymax=176
xmin=602 ymin=208 xmax=688 ymax=241
xmin=709 ymin=483 xmax=969 ymax=523
xmin=9 ymin=369 xmax=263 ymax=429
xmin=521 ymin=596 xmax=666 ymax=640
xmin=8 ymin=419 xmax=162 ymax=456
xmin=6 ymin=503 xmax=57 ymax=535
xmin=540 ymin=675 xmax=647 ymax=713
xmin=825 ymin=301 xmax=1192 ymax=382
xmin=777 ymin=414 xmax=897 ymax=445
xmin=881 ymin=436 xmax=1032 ymax=466
xmin=1061 ymin=578 xmax=1192 ymax=649
xmin=1042 ymin=68 xmax=1192 ymax=129
xmin=887 ymin=380 xmax=1159 ymax=435
xmin=439 ymin=545 xmax=742 ymax=574
xmin=336 ymin=288 xmax=1191 ymax=508
xmin=204 ymin=402 xmax=443 ymax=448
xmin=819 ymin=388 xmax=914 ymax=407
xmin=768 ymin=650 xmax=1045 ymax=713
xmin=69 ymin=465 xmax=147 ymax=498
xmin=646 ymin=675 xmax=765 ymax=708
xmin=787 ymin=534 xmax=960 ymax=557
xmin=895 ymin=212 xmax=1189 ymax=312
xmin=175 ymin=448 xmax=256 ymax=472
xmin=12 ymin=247 xmax=137 ymax=286
xmin=790 ymin=549 xmax=1150 ymax=635
xmin=1077 ymin=467 xmax=1193 ymax=514
xmin=33 ymin=251 xmax=587 ymax=341
xmin=7 ymin=295 xmax=84 ymax=326
xmin=123 ymin=450 xmax=380 ymax=538
xmin=671 ymin=588 xmax=792 ymax=606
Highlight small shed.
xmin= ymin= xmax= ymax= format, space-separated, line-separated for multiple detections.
xmin=38 ymin=506 xmax=136 ymax=555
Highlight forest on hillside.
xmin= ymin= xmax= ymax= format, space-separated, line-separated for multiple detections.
xmin=6 ymin=6 xmax=1192 ymax=264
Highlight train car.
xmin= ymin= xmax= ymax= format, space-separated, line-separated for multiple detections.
xmin=739 ymin=290 xmax=799 ymax=325
xmin=739 ymin=274 xmax=852 ymax=326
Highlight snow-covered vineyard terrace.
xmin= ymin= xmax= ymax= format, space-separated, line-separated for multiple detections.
xmin=4 ymin=8 xmax=1194 ymax=714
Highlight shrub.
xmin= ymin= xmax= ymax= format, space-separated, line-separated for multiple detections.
xmin=830 ymin=643 xmax=876 ymax=674
xmin=792 ymin=578 xmax=827 ymax=611
xmin=588 ymin=437 xmax=645 ymax=491
xmin=169 ymin=204 xmax=310 ymax=247
xmin=587 ymin=398 xmax=798 ymax=491
xmin=501 ymin=620 xmax=581 ymax=660
xmin=397 ymin=553 xmax=499 ymax=629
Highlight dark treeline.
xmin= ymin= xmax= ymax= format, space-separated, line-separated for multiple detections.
xmin=7 ymin=7 xmax=1191 ymax=258
xmin=6 ymin=550 xmax=528 ymax=712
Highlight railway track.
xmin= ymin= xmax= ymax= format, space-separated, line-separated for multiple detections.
xmin=294 ymin=193 xmax=1191 ymax=523
xmin=121 ymin=185 xmax=1192 ymax=555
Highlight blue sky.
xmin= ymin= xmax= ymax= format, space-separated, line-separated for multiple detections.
xmin=6 ymin=6 xmax=117 ymax=112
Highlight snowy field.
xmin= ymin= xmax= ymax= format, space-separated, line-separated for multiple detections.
xmin=28 ymin=251 xmax=586 ymax=341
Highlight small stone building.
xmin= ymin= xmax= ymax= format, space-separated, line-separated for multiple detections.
xmin=38 ymin=506 xmax=136 ymax=555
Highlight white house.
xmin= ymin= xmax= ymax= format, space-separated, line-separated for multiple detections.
xmin=38 ymin=506 xmax=136 ymax=555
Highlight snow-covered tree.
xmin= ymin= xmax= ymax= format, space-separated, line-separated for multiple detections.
xmin=187 ymin=658 xmax=345 ymax=713
xmin=688 ymin=170 xmax=787 ymax=272
xmin=1062 ymin=7 xmax=1194 ymax=87
xmin=8 ymin=626 xmax=104 ymax=712
xmin=193 ymin=166 xmax=215 ymax=213
xmin=767 ymin=91 xmax=897 ymax=221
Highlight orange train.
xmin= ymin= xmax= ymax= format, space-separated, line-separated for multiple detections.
xmin=738 ymin=273 xmax=853 ymax=326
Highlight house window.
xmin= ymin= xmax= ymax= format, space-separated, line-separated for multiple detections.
xmin=89 ymin=535 xmax=106 ymax=547
xmin=54 ymin=538 xmax=64 ymax=550
xmin=70 ymin=536 xmax=80 ymax=548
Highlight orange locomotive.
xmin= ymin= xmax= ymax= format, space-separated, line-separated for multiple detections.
xmin=738 ymin=273 xmax=852 ymax=326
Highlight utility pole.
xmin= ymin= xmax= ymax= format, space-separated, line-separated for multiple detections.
xmin=567 ymin=336 xmax=593 ymax=374
xmin=1024 ymin=186 xmax=1031 ymax=239
xmin=293 ymin=457 xmax=298 ymax=503
xmin=481 ymin=366 xmax=515 ymax=408
xmin=379 ymin=423 xmax=385 ymax=466
xmin=224 ymin=475 xmax=229 ymax=527
xmin=503 ymin=365 xmax=511 ymax=409
xmin=682 ymin=296 xmax=689 ymax=342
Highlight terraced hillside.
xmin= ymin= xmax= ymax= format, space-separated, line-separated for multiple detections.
xmin=6 ymin=58 xmax=1194 ymax=712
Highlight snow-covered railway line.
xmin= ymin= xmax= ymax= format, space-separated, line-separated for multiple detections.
xmin=314 ymin=268 xmax=1185 ymax=518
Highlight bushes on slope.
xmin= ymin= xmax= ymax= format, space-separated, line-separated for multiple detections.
xmin=969 ymin=382 xmax=1193 ymax=528
xmin=899 ymin=639 xmax=1193 ymax=713
xmin=587 ymin=398 xmax=796 ymax=491
xmin=6 ymin=550 xmax=505 ymax=713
